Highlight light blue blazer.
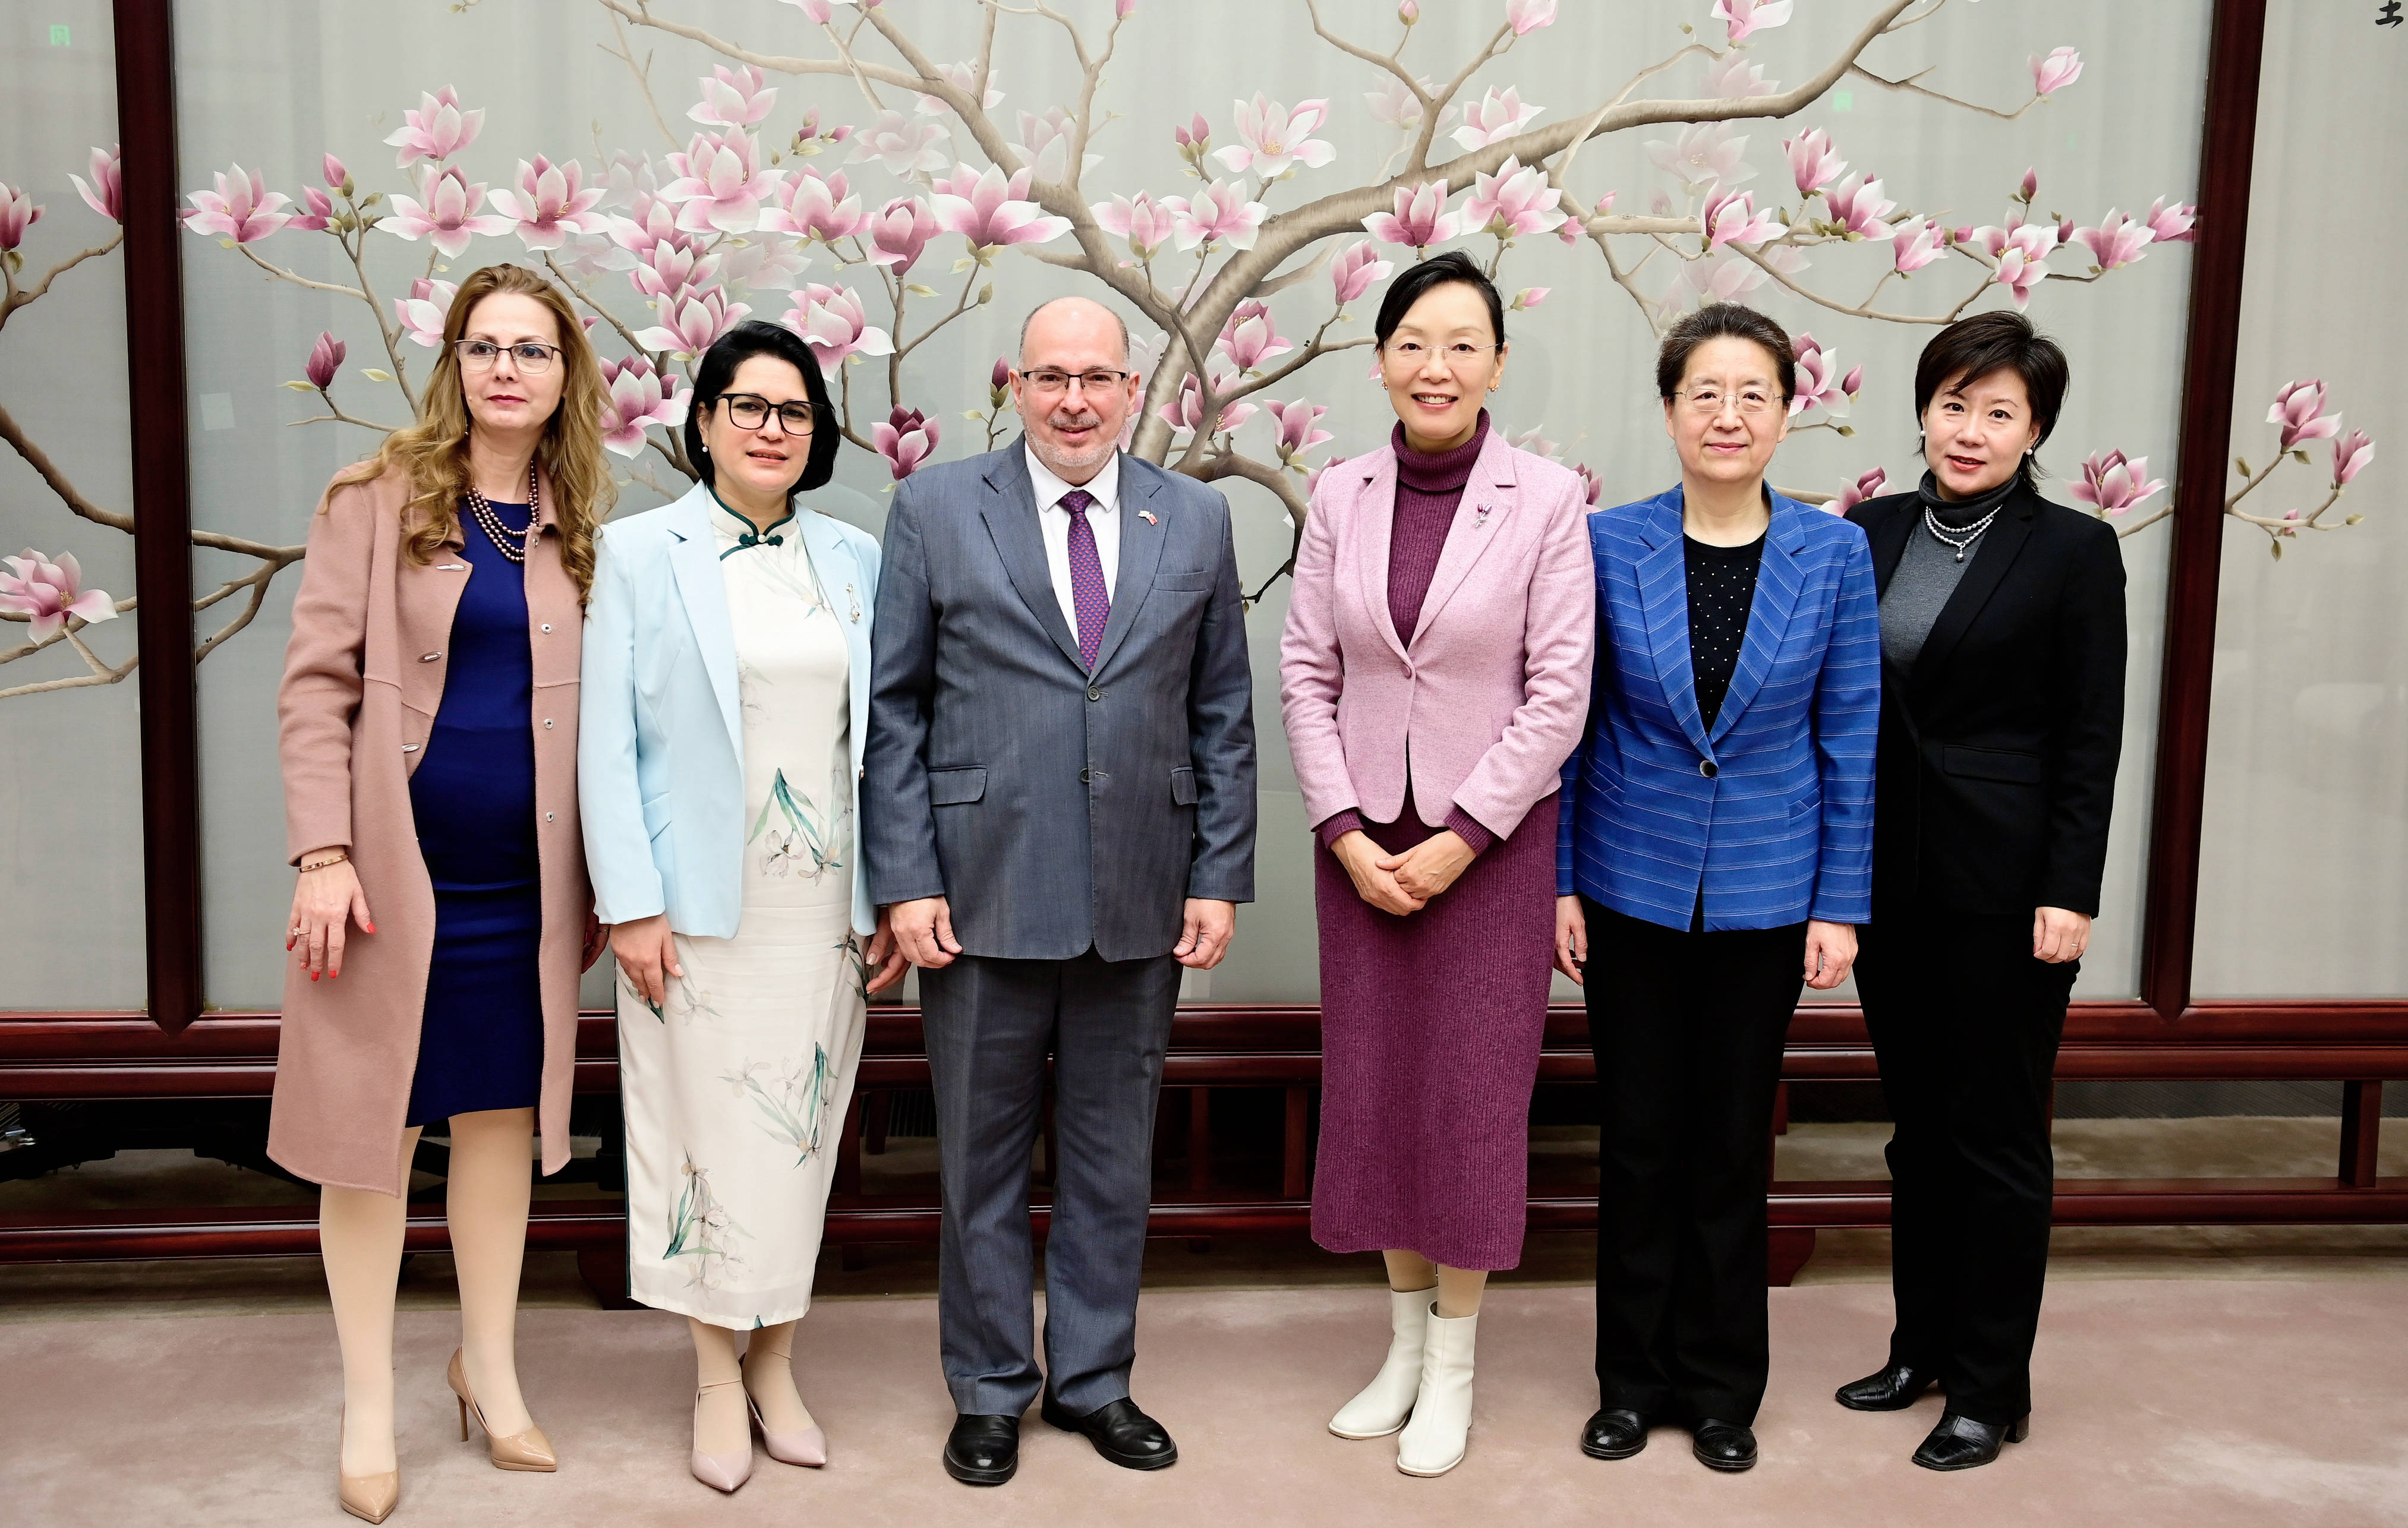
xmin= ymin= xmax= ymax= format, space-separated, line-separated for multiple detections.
xmin=580 ymin=482 xmax=882 ymax=938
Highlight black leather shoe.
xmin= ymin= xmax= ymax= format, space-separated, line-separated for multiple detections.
xmin=1835 ymin=1362 xmax=1939 ymax=1412
xmin=1580 ymin=1408 xmax=1651 ymax=1460
xmin=1040 ymin=1394 xmax=1178 ymax=1470
xmin=1690 ymin=1419 xmax=1758 ymax=1472
xmin=943 ymin=1414 xmax=1021 ymax=1486
xmin=1911 ymin=1411 xmax=2027 ymax=1472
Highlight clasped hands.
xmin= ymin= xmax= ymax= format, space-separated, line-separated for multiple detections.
xmin=885 ymin=895 xmax=1238 ymax=971
xmin=1332 ymin=828 xmax=1477 ymax=917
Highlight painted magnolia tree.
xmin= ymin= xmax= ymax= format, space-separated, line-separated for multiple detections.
xmin=0 ymin=0 xmax=2381 ymax=700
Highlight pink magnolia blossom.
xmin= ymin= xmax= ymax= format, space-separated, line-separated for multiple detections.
xmin=1783 ymin=128 xmax=1844 ymax=198
xmin=1397 ymin=0 xmax=1419 ymax=20
xmin=1215 ymin=94 xmax=1337 ymax=181
xmin=289 ymin=186 xmax=336 ymax=232
xmin=629 ymin=241 xmax=720 ymax=307
xmin=1822 ymin=173 xmax=1896 ymax=239
xmin=1093 ymin=192 xmax=1178 ymax=261
xmin=609 ymin=192 xmax=693 ymax=264
xmin=2145 ymin=196 xmax=2199 ymax=244
xmin=1450 ymin=86 xmax=1544 ymax=152
xmin=2333 ymin=430 xmax=2375 ymax=488
xmin=762 ymin=165 xmax=867 ymax=243
xmin=783 ymin=0 xmax=837 ymax=20
xmin=1217 ymin=299 xmax=1293 ymax=374
xmin=1506 ymin=0 xmax=1558 ymax=34
xmin=635 ymin=285 xmax=752 ymax=361
xmin=490 ymin=156 xmax=609 ymax=250
xmin=874 ymin=406 xmax=941 ymax=480
xmin=1361 ymin=180 xmax=1460 ymax=251
xmin=781 ymin=283 xmax=893 ymax=376
xmin=1017 ymin=108 xmax=1099 ymax=183
xmin=1714 ymin=0 xmax=1794 ymax=45
xmin=848 ymin=111 xmax=951 ymax=177
xmin=932 ymin=163 xmax=1072 ymax=251
xmin=1647 ymin=122 xmax=1754 ymax=190
xmin=1156 ymin=371 xmax=1257 ymax=437
xmin=304 ymin=331 xmax=346 ymax=391
xmin=662 ymin=129 xmax=780 ymax=235
xmin=1331 ymin=239 xmax=1393 ymax=305
xmin=1673 ymin=251 xmax=1767 ymax=308
xmin=2268 ymin=379 xmax=2340 ymax=452
xmin=2069 ymin=450 xmax=2166 ymax=516
xmin=863 ymin=195 xmax=939 ymax=271
xmin=182 ymin=163 xmax=292 ymax=244
xmin=323 ymin=153 xmax=349 ymax=192
xmin=0 ymin=548 xmax=118 ymax=643
xmin=1976 ymin=223 xmax=2058 ymax=308
xmin=690 ymin=65 xmax=778 ymax=128
xmin=1833 ymin=467 xmax=1889 ymax=514
xmin=1306 ymin=454 xmax=1352 ymax=501
xmin=1511 ymin=286 xmax=1550 ymax=311
xmin=1701 ymin=185 xmax=1785 ymax=252
xmin=1464 ymin=156 xmax=1567 ymax=240
xmin=1365 ymin=77 xmax=1430 ymax=131
xmin=384 ymin=167 xmax=513 ymax=258
xmin=1788 ymin=333 xmax=1857 ymax=419
xmin=0 ymin=185 xmax=40 ymax=251
xmin=2019 ymin=167 xmax=2040 ymax=203
xmin=598 ymin=355 xmax=689 ymax=457
xmin=1704 ymin=54 xmax=1777 ymax=98
xmin=2072 ymin=209 xmax=2154 ymax=273
xmin=1173 ymin=114 xmax=1214 ymax=175
xmin=1508 ymin=425 xmax=1562 ymax=462
xmin=1161 ymin=178 xmax=1266 ymax=251
xmin=71 ymin=144 xmax=121 ymax=223
xmin=717 ymin=238 xmax=809 ymax=294
xmin=383 ymin=86 xmax=484 ymax=169
xmin=2030 ymin=47 xmax=2084 ymax=97
xmin=1892 ymin=217 xmax=1944 ymax=273
xmin=394 ymin=277 xmax=457 ymax=348
xmin=1266 ymin=397 xmax=1334 ymax=463
xmin=917 ymin=62 xmax=1004 ymax=117
xmin=1572 ymin=463 xmax=1603 ymax=506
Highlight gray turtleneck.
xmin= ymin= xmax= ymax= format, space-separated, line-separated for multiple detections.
xmin=1880 ymin=517 xmax=1980 ymax=668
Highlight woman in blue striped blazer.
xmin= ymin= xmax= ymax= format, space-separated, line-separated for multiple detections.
xmin=1555 ymin=304 xmax=1879 ymax=1474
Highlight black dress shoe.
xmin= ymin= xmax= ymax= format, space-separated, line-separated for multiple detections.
xmin=1690 ymin=1419 xmax=1758 ymax=1472
xmin=1040 ymin=1394 xmax=1178 ymax=1470
xmin=1835 ymin=1362 xmax=1939 ymax=1412
xmin=1580 ymin=1408 xmax=1651 ymax=1460
xmin=943 ymin=1414 xmax=1021 ymax=1486
xmin=1911 ymin=1411 xmax=2027 ymax=1472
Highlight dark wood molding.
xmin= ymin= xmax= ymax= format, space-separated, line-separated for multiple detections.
xmin=2139 ymin=0 xmax=2271 ymax=1018
xmin=111 ymin=0 xmax=204 ymax=1035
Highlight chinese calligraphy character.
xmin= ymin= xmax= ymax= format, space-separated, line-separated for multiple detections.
xmin=2382 ymin=1 xmax=2403 ymax=27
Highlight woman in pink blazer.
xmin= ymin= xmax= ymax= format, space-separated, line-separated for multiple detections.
xmin=1278 ymin=252 xmax=1594 ymax=1476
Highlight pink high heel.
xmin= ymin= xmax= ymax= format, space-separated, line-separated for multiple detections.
xmin=691 ymin=1380 xmax=754 ymax=1494
xmin=740 ymin=1349 xmax=828 ymax=1466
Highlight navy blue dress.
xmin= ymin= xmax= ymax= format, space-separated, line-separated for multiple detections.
xmin=404 ymin=499 xmax=546 ymax=1126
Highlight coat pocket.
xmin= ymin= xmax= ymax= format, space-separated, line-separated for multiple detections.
xmin=928 ymin=766 xmax=988 ymax=806
xmin=1940 ymin=744 xmax=2045 ymax=785
xmin=1154 ymin=570 xmax=1212 ymax=592
xmin=1170 ymin=766 xmax=1198 ymax=806
xmin=641 ymin=789 xmax=672 ymax=842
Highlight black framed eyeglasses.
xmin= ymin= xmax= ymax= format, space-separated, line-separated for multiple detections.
xmin=454 ymin=340 xmax=562 ymax=373
xmin=1016 ymin=368 xmax=1133 ymax=395
xmin=717 ymin=393 xmax=823 ymax=433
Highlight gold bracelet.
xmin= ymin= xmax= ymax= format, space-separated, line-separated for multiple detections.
xmin=299 ymin=851 xmax=350 ymax=873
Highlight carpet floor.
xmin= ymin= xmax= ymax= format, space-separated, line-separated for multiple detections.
xmin=5 ymin=1280 xmax=2404 ymax=1527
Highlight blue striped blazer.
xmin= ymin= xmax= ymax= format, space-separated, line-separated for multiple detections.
xmin=1556 ymin=486 xmax=1879 ymax=931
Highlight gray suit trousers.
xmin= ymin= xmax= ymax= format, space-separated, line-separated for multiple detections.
xmin=921 ymin=948 xmax=1180 ymax=1416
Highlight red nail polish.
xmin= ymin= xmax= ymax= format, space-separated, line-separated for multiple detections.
xmin=364 ymin=923 xmax=375 ymax=933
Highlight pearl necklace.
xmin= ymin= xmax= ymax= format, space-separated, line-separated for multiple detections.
xmin=1921 ymin=500 xmax=2002 ymax=564
xmin=463 ymin=462 xmax=541 ymax=564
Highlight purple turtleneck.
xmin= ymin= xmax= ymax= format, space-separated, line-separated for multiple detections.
xmin=1314 ymin=411 xmax=1496 ymax=856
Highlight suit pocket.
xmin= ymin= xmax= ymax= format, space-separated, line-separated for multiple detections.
xmin=641 ymin=790 xmax=672 ymax=842
xmin=1155 ymin=570 xmax=1212 ymax=592
xmin=928 ymin=766 xmax=987 ymax=806
xmin=1940 ymin=745 xmax=2044 ymax=785
xmin=1170 ymin=766 xmax=1198 ymax=806
xmin=1790 ymin=795 xmax=1817 ymax=817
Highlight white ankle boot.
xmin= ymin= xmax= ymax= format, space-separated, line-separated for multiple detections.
xmin=1395 ymin=1306 xmax=1477 ymax=1476
xmin=1328 ymin=1289 xmax=1434 ymax=1439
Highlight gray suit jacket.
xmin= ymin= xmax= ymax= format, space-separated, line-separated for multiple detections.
xmin=865 ymin=444 xmax=1256 ymax=961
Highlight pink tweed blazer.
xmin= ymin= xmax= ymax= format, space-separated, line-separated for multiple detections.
xmin=1279 ymin=430 xmax=1594 ymax=844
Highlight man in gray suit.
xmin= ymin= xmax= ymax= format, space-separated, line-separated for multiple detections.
xmin=865 ymin=295 xmax=1256 ymax=1486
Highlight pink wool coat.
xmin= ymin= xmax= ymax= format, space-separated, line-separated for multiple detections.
xmin=269 ymin=463 xmax=588 ymax=1196
xmin=1279 ymin=430 xmax=1595 ymax=843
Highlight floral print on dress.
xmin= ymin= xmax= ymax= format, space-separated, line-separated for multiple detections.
xmin=749 ymin=768 xmax=849 ymax=882
xmin=664 ymin=1150 xmax=746 ymax=1290
xmin=724 ymin=1046 xmax=837 ymax=1166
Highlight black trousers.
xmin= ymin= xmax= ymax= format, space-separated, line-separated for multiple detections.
xmin=1584 ymin=899 xmax=1805 ymax=1425
xmin=1855 ymin=911 xmax=2075 ymax=1425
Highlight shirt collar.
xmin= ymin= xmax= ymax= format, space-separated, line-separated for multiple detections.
xmin=709 ymin=491 xmax=796 ymax=554
xmin=1024 ymin=442 xmax=1120 ymax=515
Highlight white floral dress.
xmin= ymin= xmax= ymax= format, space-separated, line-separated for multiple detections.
xmin=619 ymin=501 xmax=865 ymax=1328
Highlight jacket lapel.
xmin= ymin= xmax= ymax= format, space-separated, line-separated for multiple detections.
xmin=1635 ymin=489 xmax=1712 ymax=758
xmin=1709 ymin=493 xmax=1806 ymax=746
xmin=663 ymin=487 xmax=742 ymax=760
xmin=1353 ymin=450 xmax=1409 ymax=665
xmin=1089 ymin=460 xmax=1167 ymax=675
xmin=1862 ymin=494 xmax=1916 ymax=597
xmin=1911 ymin=485 xmax=2039 ymax=703
xmin=1408 ymin=428 xmax=1518 ymax=646
xmin=978 ymin=447 xmax=1087 ymax=673
xmin=793 ymin=508 xmax=871 ymax=777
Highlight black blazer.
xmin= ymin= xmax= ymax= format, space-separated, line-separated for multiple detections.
xmin=1846 ymin=485 xmax=2125 ymax=920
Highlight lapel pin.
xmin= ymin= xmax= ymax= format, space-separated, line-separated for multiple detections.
xmin=846 ymin=583 xmax=861 ymax=623
xmin=1473 ymin=503 xmax=1493 ymax=528
xmin=1139 ymin=508 xmax=1159 ymax=526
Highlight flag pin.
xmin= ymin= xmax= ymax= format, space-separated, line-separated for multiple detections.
xmin=1140 ymin=509 xmax=1159 ymax=525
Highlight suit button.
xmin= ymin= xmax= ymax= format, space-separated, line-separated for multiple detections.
xmin=1080 ymin=768 xmax=1090 ymax=783
xmin=545 ymin=811 xmax=556 ymax=822
xmin=420 ymin=652 xmax=442 ymax=662
xmin=543 ymin=718 xmax=554 ymax=729
xmin=1088 ymin=687 xmax=1102 ymax=702
xmin=540 ymin=623 xmax=553 ymax=633
xmin=1699 ymin=759 xmax=1717 ymax=779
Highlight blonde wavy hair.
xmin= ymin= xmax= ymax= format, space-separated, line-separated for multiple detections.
xmin=333 ymin=263 xmax=614 ymax=601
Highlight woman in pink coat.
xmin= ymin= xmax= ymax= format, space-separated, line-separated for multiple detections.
xmin=1278 ymin=251 xmax=1594 ymax=1476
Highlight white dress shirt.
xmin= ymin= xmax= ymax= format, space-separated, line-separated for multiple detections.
xmin=1025 ymin=443 xmax=1121 ymax=634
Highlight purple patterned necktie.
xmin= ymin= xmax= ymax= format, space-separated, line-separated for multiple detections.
xmin=1060 ymin=488 xmax=1111 ymax=670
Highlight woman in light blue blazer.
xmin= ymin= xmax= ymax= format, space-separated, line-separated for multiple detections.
xmin=1554 ymin=303 xmax=1879 ymax=1475
xmin=581 ymin=320 xmax=904 ymax=1494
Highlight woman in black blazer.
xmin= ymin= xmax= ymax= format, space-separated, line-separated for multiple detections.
xmin=1839 ymin=311 xmax=2125 ymax=1471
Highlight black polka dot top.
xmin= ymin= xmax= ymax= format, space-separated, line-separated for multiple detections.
xmin=1684 ymin=533 xmax=1765 ymax=730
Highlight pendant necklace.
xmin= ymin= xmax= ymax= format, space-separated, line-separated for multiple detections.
xmin=1921 ymin=501 xmax=2001 ymax=564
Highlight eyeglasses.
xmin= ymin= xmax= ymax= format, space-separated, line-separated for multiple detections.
xmin=455 ymin=340 xmax=562 ymax=373
xmin=1677 ymin=386 xmax=1782 ymax=416
xmin=1016 ymin=368 xmax=1133 ymax=395
xmin=717 ymin=394 xmax=822 ymax=433
xmin=1382 ymin=341 xmax=1501 ymax=366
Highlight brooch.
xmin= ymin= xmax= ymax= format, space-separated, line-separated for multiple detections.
xmin=1473 ymin=503 xmax=1493 ymax=528
xmin=1139 ymin=509 xmax=1159 ymax=526
xmin=846 ymin=583 xmax=861 ymax=623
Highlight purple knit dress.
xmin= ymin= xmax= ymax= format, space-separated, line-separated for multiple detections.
xmin=1308 ymin=415 xmax=1560 ymax=1271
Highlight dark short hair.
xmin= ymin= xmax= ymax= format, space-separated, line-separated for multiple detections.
xmin=685 ymin=320 xmax=840 ymax=495
xmin=1912 ymin=311 xmax=2069 ymax=485
xmin=1656 ymin=302 xmax=1795 ymax=402
xmin=1373 ymin=249 xmax=1505 ymax=349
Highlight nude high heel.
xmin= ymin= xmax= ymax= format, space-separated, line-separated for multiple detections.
xmin=740 ymin=1352 xmax=829 ymax=1467
xmin=446 ymin=1347 xmax=557 ymax=1472
xmin=691 ymin=1379 xmax=755 ymax=1493
xmin=337 ymin=1408 xmax=400 ymax=1524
